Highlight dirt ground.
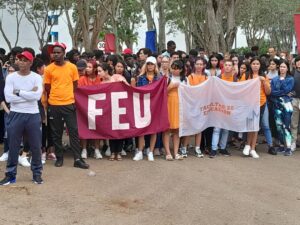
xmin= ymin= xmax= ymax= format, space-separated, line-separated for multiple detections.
xmin=0 ymin=142 xmax=300 ymax=225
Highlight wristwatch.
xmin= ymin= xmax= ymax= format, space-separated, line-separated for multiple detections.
xmin=15 ymin=89 xmax=20 ymax=96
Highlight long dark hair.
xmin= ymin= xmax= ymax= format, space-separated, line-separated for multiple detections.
xmin=279 ymin=60 xmax=291 ymax=76
xmin=237 ymin=61 xmax=249 ymax=80
xmin=31 ymin=57 xmax=45 ymax=74
xmin=98 ymin=62 xmax=113 ymax=75
xmin=207 ymin=53 xmax=220 ymax=69
xmin=246 ymin=57 xmax=265 ymax=80
xmin=171 ymin=60 xmax=186 ymax=82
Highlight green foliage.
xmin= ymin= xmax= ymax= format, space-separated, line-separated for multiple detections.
xmin=103 ymin=0 xmax=144 ymax=47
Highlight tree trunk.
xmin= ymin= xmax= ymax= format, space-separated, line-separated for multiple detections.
xmin=225 ymin=0 xmax=238 ymax=51
xmin=140 ymin=0 xmax=155 ymax=30
xmin=0 ymin=20 xmax=12 ymax=50
xmin=205 ymin=0 xmax=221 ymax=53
xmin=157 ymin=0 xmax=166 ymax=53
xmin=77 ymin=0 xmax=91 ymax=51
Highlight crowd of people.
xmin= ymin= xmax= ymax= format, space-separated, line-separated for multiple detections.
xmin=0 ymin=40 xmax=299 ymax=185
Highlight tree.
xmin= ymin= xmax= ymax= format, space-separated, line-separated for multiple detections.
xmin=236 ymin=0 xmax=300 ymax=51
xmin=166 ymin=0 xmax=240 ymax=53
xmin=20 ymin=0 xmax=63 ymax=50
xmin=114 ymin=0 xmax=144 ymax=50
xmin=68 ymin=0 xmax=112 ymax=51
xmin=157 ymin=0 xmax=166 ymax=52
xmin=0 ymin=0 xmax=25 ymax=50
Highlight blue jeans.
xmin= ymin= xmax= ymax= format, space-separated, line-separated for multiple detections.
xmin=260 ymin=104 xmax=273 ymax=146
xmin=6 ymin=112 xmax=42 ymax=178
xmin=211 ymin=128 xmax=229 ymax=151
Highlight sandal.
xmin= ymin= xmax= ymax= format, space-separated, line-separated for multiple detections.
xmin=175 ymin=154 xmax=183 ymax=160
xmin=166 ymin=154 xmax=173 ymax=161
xmin=116 ymin=153 xmax=122 ymax=161
xmin=109 ymin=153 xmax=115 ymax=161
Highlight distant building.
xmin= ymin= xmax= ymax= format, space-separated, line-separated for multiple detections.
xmin=0 ymin=9 xmax=73 ymax=53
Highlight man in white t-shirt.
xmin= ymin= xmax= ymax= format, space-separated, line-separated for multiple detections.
xmin=0 ymin=51 xmax=43 ymax=185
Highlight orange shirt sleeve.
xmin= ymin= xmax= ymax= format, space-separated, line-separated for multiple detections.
xmin=44 ymin=66 xmax=51 ymax=84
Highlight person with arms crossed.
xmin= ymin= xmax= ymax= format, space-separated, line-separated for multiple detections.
xmin=0 ymin=51 xmax=43 ymax=185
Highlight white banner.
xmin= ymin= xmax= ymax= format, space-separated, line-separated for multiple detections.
xmin=179 ymin=76 xmax=260 ymax=137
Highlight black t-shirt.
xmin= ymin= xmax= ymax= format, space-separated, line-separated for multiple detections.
xmin=293 ymin=70 xmax=300 ymax=98
xmin=0 ymin=79 xmax=5 ymax=103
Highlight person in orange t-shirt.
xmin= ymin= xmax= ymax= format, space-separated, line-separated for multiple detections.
xmin=237 ymin=62 xmax=249 ymax=81
xmin=242 ymin=57 xmax=272 ymax=159
xmin=78 ymin=60 xmax=102 ymax=160
xmin=44 ymin=42 xmax=89 ymax=169
xmin=182 ymin=57 xmax=208 ymax=158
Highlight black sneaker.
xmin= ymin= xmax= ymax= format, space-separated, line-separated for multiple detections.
xmin=220 ymin=149 xmax=231 ymax=156
xmin=0 ymin=176 xmax=16 ymax=186
xmin=55 ymin=158 xmax=64 ymax=167
xmin=209 ymin=150 xmax=217 ymax=158
xmin=32 ymin=175 xmax=43 ymax=184
xmin=74 ymin=159 xmax=89 ymax=169
xmin=268 ymin=146 xmax=277 ymax=155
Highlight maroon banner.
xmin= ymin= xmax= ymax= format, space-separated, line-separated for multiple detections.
xmin=75 ymin=78 xmax=169 ymax=139
xmin=294 ymin=14 xmax=300 ymax=53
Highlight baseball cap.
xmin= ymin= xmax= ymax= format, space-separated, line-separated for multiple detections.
xmin=123 ymin=48 xmax=133 ymax=55
xmin=145 ymin=56 xmax=157 ymax=65
xmin=48 ymin=42 xmax=67 ymax=54
xmin=76 ymin=59 xmax=87 ymax=70
xmin=16 ymin=51 xmax=34 ymax=62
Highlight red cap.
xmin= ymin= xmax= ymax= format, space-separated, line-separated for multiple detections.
xmin=48 ymin=42 xmax=67 ymax=54
xmin=123 ymin=48 xmax=133 ymax=55
xmin=17 ymin=51 xmax=34 ymax=62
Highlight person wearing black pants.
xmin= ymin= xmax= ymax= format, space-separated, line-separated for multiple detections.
xmin=44 ymin=42 xmax=89 ymax=169
xmin=109 ymin=139 xmax=124 ymax=161
xmin=47 ymin=104 xmax=82 ymax=162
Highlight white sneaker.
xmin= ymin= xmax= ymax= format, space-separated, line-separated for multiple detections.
xmin=181 ymin=147 xmax=188 ymax=158
xmin=94 ymin=149 xmax=102 ymax=159
xmin=243 ymin=145 xmax=251 ymax=156
xmin=105 ymin=147 xmax=111 ymax=157
xmin=81 ymin=149 xmax=87 ymax=159
xmin=291 ymin=142 xmax=296 ymax=152
xmin=148 ymin=152 xmax=154 ymax=161
xmin=250 ymin=150 xmax=259 ymax=159
xmin=175 ymin=154 xmax=183 ymax=160
xmin=0 ymin=152 xmax=8 ymax=161
xmin=133 ymin=151 xmax=143 ymax=161
xmin=121 ymin=149 xmax=127 ymax=156
xmin=18 ymin=156 xmax=31 ymax=167
xmin=195 ymin=147 xmax=204 ymax=158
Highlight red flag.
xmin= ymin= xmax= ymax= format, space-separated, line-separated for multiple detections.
xmin=104 ymin=33 xmax=116 ymax=53
xmin=294 ymin=14 xmax=300 ymax=53
xmin=75 ymin=78 xmax=169 ymax=139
